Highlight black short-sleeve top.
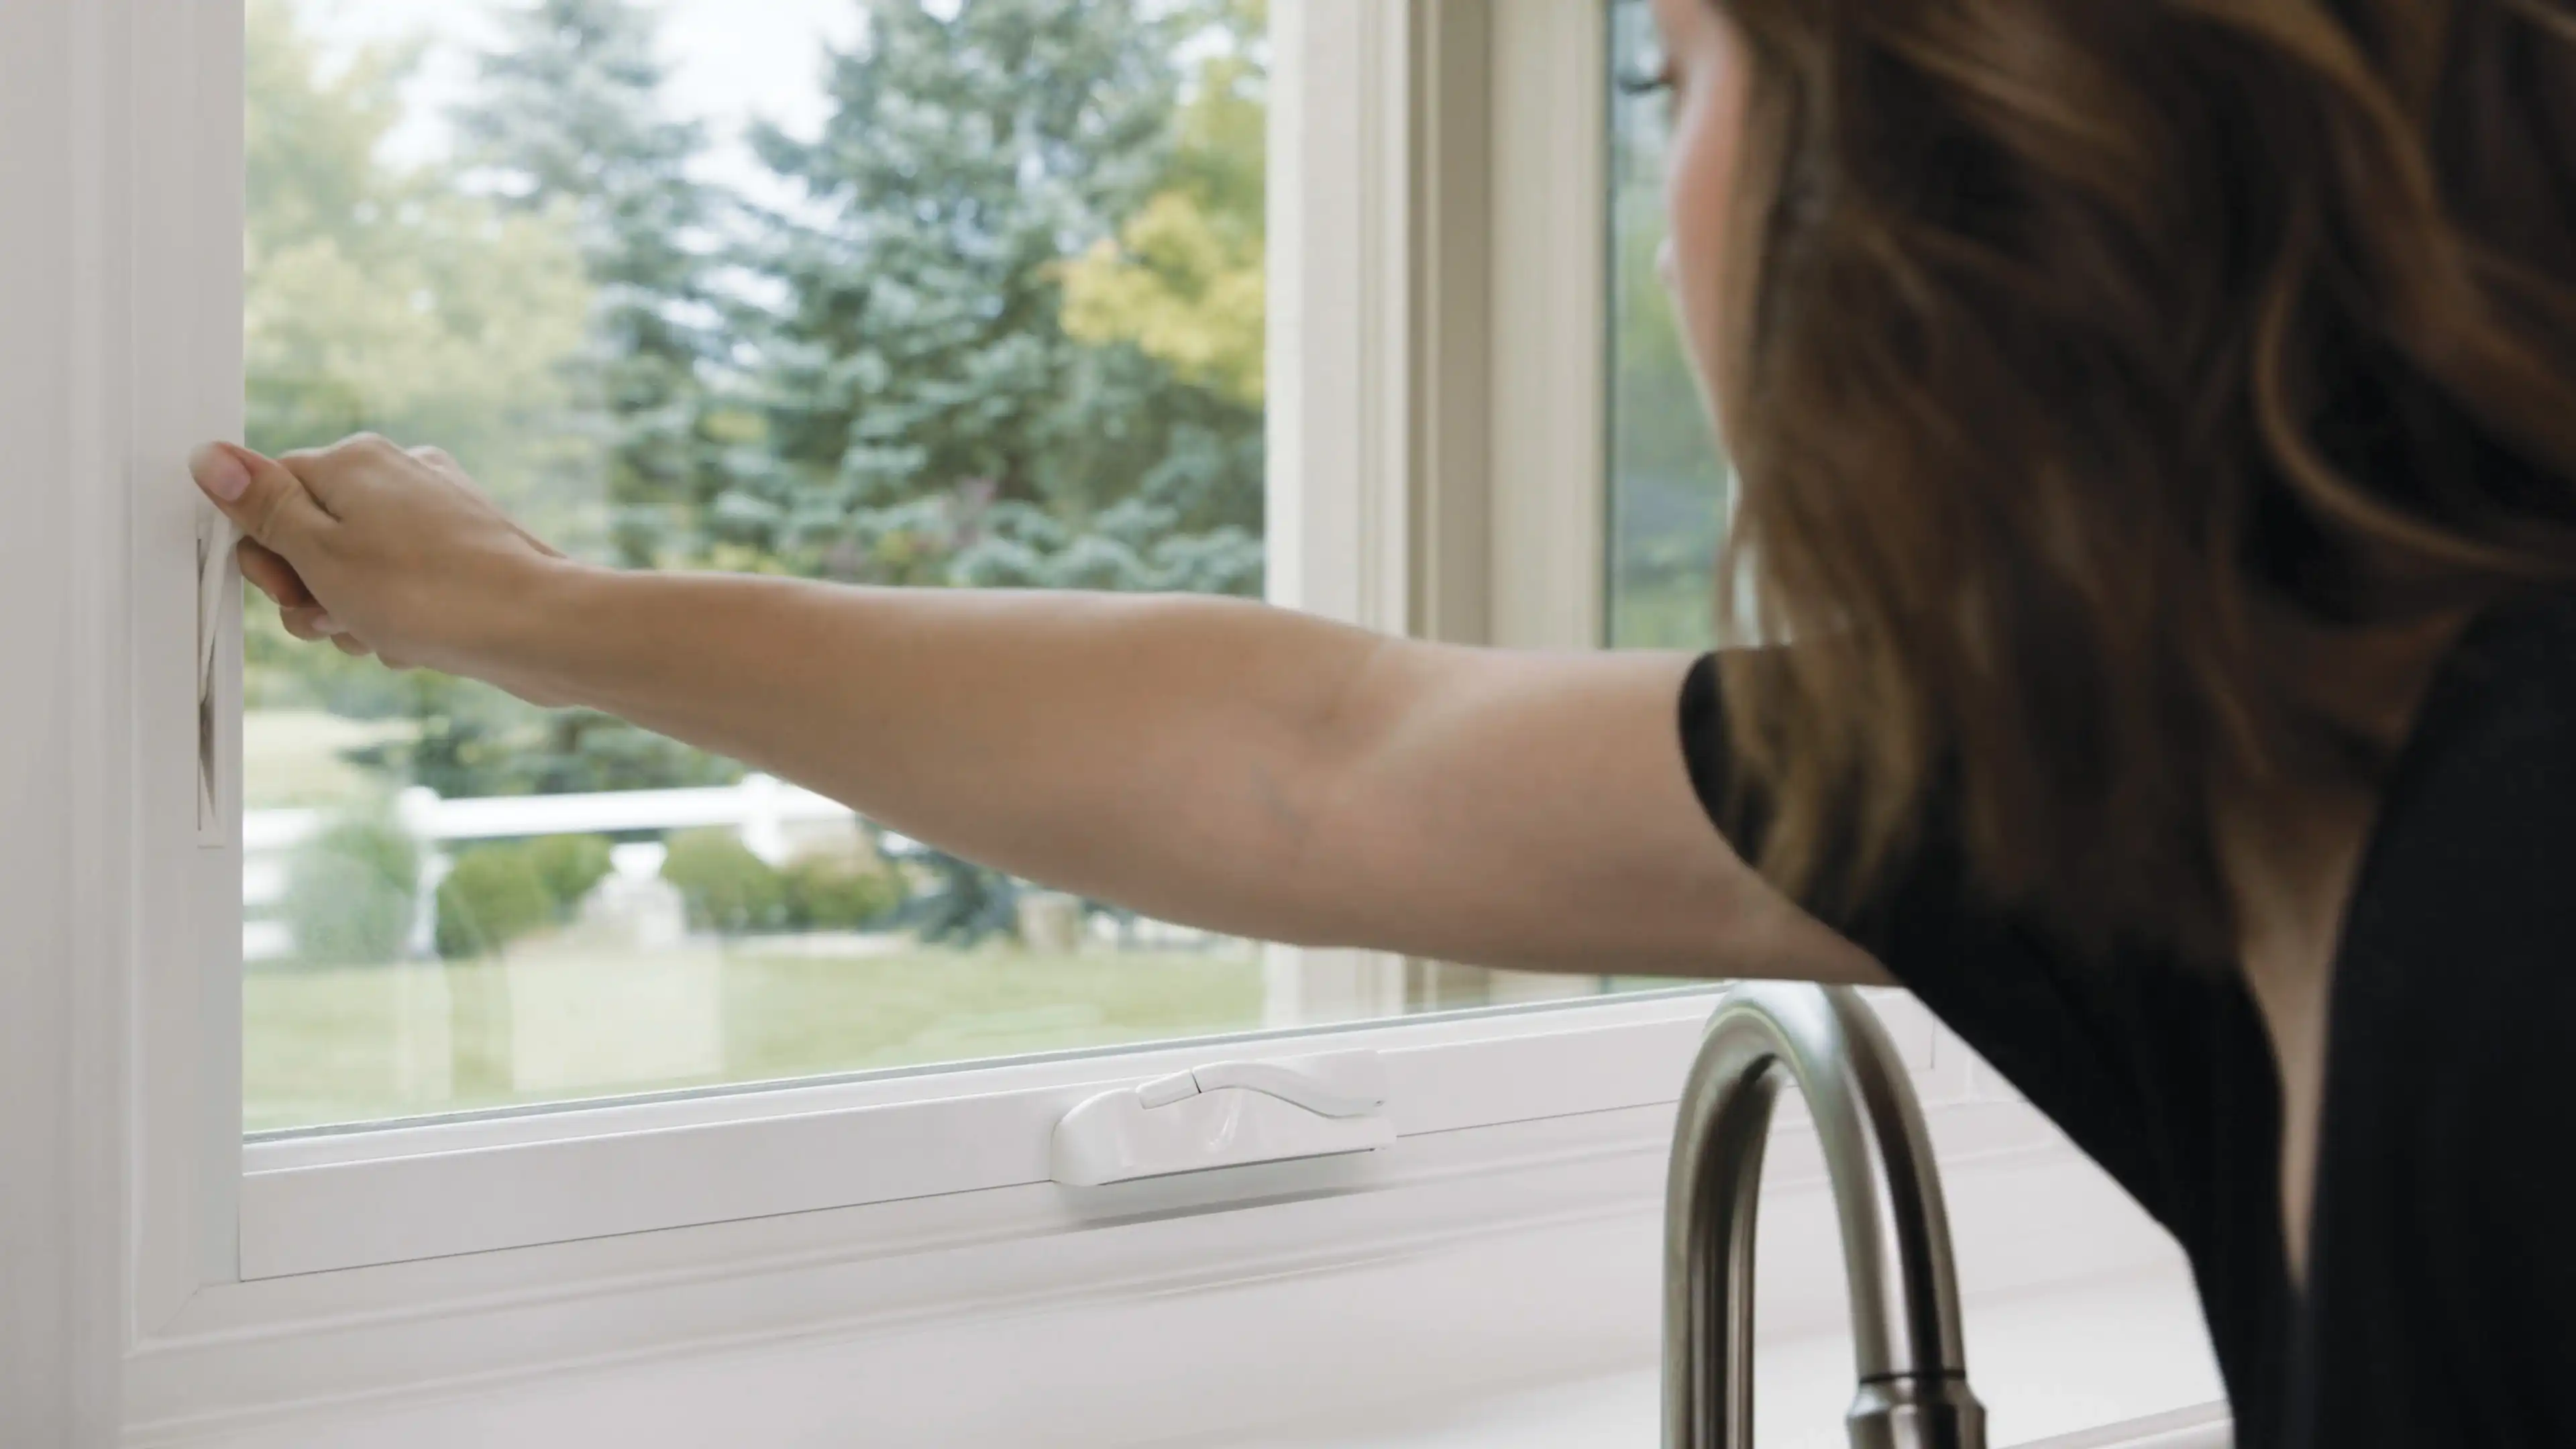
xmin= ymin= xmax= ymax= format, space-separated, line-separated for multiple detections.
xmin=1676 ymin=595 xmax=2576 ymax=1448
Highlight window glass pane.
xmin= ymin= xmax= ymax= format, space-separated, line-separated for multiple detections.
xmin=1605 ymin=0 xmax=1732 ymax=650
xmin=243 ymin=0 xmax=1629 ymax=1135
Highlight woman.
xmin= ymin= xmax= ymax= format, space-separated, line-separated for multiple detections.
xmin=193 ymin=0 xmax=2576 ymax=1440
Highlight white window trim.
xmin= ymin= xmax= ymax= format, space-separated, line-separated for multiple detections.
xmin=0 ymin=1 xmax=2127 ymax=1444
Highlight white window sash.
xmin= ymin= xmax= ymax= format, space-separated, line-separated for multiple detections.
xmin=241 ymin=991 xmax=1741 ymax=1278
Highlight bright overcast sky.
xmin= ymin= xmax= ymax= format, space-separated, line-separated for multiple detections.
xmin=294 ymin=0 xmax=867 ymax=185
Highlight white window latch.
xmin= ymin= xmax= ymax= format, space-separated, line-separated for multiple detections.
xmin=1050 ymin=1049 xmax=1394 ymax=1187
xmin=197 ymin=508 xmax=237 ymax=846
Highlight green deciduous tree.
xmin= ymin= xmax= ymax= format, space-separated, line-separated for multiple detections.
xmin=244 ymin=0 xmax=592 ymax=519
xmin=242 ymin=0 xmax=589 ymax=732
xmin=244 ymin=0 xmax=739 ymax=798
xmin=1061 ymin=0 xmax=1266 ymax=406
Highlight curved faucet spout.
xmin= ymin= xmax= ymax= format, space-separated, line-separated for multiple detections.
xmin=1663 ymin=982 xmax=1986 ymax=1449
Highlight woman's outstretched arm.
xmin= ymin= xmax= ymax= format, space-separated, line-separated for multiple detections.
xmin=191 ymin=433 xmax=1886 ymax=984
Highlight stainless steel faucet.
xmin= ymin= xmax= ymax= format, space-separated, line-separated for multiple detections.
xmin=1664 ymin=982 xmax=1987 ymax=1449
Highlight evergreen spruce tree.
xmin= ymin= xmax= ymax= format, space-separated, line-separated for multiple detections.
xmin=737 ymin=0 xmax=1265 ymax=598
xmin=420 ymin=0 xmax=749 ymax=798
xmin=455 ymin=0 xmax=726 ymax=570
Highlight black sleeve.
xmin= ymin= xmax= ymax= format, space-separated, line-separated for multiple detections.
xmin=1677 ymin=653 xmax=2257 ymax=1249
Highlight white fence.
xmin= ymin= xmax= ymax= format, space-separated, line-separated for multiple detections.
xmin=239 ymin=781 xmax=1570 ymax=1032
xmin=241 ymin=775 xmax=892 ymax=962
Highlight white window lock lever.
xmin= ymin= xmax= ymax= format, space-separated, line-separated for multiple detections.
xmin=1051 ymin=1050 xmax=1394 ymax=1187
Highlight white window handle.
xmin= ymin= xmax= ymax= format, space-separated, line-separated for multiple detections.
xmin=197 ymin=508 xmax=237 ymax=845
xmin=1052 ymin=1050 xmax=1393 ymax=1187
xmin=1134 ymin=1057 xmax=1388 ymax=1118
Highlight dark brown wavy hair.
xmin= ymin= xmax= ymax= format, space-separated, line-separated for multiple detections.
xmin=1705 ymin=0 xmax=2576 ymax=957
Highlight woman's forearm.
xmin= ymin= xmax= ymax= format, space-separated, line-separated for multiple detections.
xmin=191 ymin=435 xmax=1889 ymax=981
xmin=514 ymin=564 xmax=1397 ymax=939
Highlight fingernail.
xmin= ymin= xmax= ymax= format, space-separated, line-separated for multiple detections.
xmin=309 ymin=611 xmax=343 ymax=636
xmin=191 ymin=443 xmax=251 ymax=502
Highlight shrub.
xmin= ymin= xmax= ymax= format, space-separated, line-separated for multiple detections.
xmin=284 ymin=810 xmax=421 ymax=965
xmin=782 ymin=853 xmax=905 ymax=931
xmin=660 ymin=829 xmax=786 ymax=935
xmin=902 ymin=850 xmax=1020 ymax=947
xmin=434 ymin=844 xmax=555 ymax=959
xmin=524 ymin=833 xmax=615 ymax=918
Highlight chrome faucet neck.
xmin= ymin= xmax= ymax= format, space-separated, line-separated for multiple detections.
xmin=1663 ymin=982 xmax=1987 ymax=1449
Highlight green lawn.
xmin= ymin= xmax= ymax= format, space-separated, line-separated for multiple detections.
xmin=246 ymin=938 xmax=1265 ymax=1132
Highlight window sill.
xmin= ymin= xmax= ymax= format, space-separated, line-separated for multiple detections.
xmin=127 ymin=1081 xmax=2181 ymax=1447
xmin=235 ymin=991 xmax=1762 ymax=1278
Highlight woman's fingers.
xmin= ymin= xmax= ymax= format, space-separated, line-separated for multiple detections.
xmin=193 ymin=430 xmax=561 ymax=680
xmin=278 ymin=603 xmax=345 ymax=643
xmin=189 ymin=441 xmax=333 ymax=559
xmin=237 ymin=537 xmax=315 ymax=610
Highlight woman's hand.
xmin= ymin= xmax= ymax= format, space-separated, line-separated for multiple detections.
xmin=188 ymin=433 xmax=578 ymax=696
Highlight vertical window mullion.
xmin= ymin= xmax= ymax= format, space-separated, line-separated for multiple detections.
xmin=1485 ymin=0 xmax=1609 ymax=653
xmin=1262 ymin=0 xmax=1424 ymax=1022
xmin=1265 ymin=0 xmax=1417 ymax=638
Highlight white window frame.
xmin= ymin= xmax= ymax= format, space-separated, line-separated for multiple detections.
xmin=198 ymin=0 xmax=1766 ymax=1282
xmin=3 ymin=1 xmax=2106 ymax=1443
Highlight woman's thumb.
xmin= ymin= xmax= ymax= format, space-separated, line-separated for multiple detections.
xmin=189 ymin=441 xmax=328 ymax=556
